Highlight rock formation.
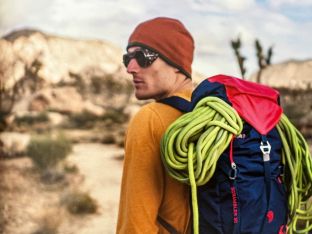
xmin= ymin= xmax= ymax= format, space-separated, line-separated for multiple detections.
xmin=250 ymin=59 xmax=312 ymax=90
xmin=0 ymin=29 xmax=133 ymax=116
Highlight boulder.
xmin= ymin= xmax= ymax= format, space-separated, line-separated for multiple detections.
xmin=29 ymin=87 xmax=84 ymax=113
xmin=0 ymin=132 xmax=31 ymax=157
xmin=47 ymin=112 xmax=66 ymax=126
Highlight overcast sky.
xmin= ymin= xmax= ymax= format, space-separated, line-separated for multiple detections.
xmin=0 ymin=0 xmax=311 ymax=77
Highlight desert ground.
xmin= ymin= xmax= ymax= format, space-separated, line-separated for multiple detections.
xmin=1 ymin=143 xmax=124 ymax=234
xmin=1 ymin=138 xmax=311 ymax=234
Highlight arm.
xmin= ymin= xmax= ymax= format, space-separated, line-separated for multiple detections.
xmin=116 ymin=105 xmax=165 ymax=233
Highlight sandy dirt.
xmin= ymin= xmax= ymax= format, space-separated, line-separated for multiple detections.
xmin=1 ymin=141 xmax=311 ymax=234
xmin=66 ymin=143 xmax=124 ymax=234
xmin=0 ymin=143 xmax=124 ymax=234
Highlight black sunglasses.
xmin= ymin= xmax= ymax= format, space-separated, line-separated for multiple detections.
xmin=123 ymin=48 xmax=159 ymax=68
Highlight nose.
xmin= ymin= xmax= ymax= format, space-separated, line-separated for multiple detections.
xmin=126 ymin=58 xmax=140 ymax=74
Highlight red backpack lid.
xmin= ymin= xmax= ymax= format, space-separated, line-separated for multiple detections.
xmin=208 ymin=74 xmax=283 ymax=135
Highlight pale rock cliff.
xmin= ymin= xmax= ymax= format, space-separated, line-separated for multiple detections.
xmin=250 ymin=59 xmax=312 ymax=89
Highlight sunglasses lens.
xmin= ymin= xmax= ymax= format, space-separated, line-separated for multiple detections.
xmin=134 ymin=51 xmax=147 ymax=67
xmin=123 ymin=54 xmax=131 ymax=67
xmin=123 ymin=49 xmax=158 ymax=68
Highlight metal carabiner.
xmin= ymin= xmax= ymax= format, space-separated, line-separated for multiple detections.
xmin=229 ymin=162 xmax=237 ymax=180
xmin=260 ymin=141 xmax=271 ymax=162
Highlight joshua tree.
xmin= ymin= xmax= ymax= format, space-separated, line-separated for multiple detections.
xmin=255 ymin=39 xmax=273 ymax=83
xmin=231 ymin=37 xmax=274 ymax=83
xmin=231 ymin=36 xmax=247 ymax=79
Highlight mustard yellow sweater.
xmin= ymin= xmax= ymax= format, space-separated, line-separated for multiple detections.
xmin=117 ymin=90 xmax=192 ymax=234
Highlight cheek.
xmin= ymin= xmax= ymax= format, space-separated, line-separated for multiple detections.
xmin=146 ymin=65 xmax=175 ymax=90
xmin=152 ymin=68 xmax=171 ymax=82
xmin=158 ymin=70 xmax=176 ymax=87
xmin=148 ymin=70 xmax=163 ymax=86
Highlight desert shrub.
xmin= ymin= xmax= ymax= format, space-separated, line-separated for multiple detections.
xmin=61 ymin=191 xmax=97 ymax=215
xmin=63 ymin=161 xmax=79 ymax=174
xmin=283 ymin=104 xmax=305 ymax=124
xmin=15 ymin=112 xmax=49 ymax=126
xmin=116 ymin=138 xmax=125 ymax=148
xmin=101 ymin=107 xmax=129 ymax=124
xmin=67 ymin=108 xmax=129 ymax=129
xmin=68 ymin=111 xmax=98 ymax=129
xmin=101 ymin=133 xmax=116 ymax=144
xmin=27 ymin=133 xmax=72 ymax=171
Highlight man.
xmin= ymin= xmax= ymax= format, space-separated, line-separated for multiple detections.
xmin=116 ymin=17 xmax=194 ymax=233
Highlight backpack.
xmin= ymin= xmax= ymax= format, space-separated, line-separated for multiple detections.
xmin=160 ymin=75 xmax=312 ymax=234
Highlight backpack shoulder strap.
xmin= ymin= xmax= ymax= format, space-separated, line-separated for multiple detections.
xmin=157 ymin=215 xmax=179 ymax=234
xmin=158 ymin=96 xmax=192 ymax=113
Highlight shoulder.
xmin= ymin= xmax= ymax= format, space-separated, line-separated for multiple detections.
xmin=127 ymin=102 xmax=183 ymax=142
xmin=132 ymin=102 xmax=182 ymax=126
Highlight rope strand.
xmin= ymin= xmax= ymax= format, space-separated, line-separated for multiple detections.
xmin=277 ymin=114 xmax=312 ymax=234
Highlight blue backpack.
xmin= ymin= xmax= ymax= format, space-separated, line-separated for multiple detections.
xmin=160 ymin=75 xmax=288 ymax=234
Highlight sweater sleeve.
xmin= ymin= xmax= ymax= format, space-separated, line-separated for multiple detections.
xmin=116 ymin=104 xmax=166 ymax=233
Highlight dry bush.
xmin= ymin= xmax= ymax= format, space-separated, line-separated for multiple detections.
xmin=27 ymin=133 xmax=72 ymax=171
xmin=14 ymin=112 xmax=49 ymax=127
xmin=27 ymin=133 xmax=72 ymax=184
xmin=67 ymin=111 xmax=98 ymax=129
xmin=61 ymin=190 xmax=98 ymax=215
xmin=67 ymin=107 xmax=129 ymax=130
xmin=101 ymin=107 xmax=129 ymax=124
xmin=101 ymin=133 xmax=116 ymax=144
xmin=63 ymin=161 xmax=79 ymax=174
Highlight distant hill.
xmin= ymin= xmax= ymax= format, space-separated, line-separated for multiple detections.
xmin=249 ymin=59 xmax=312 ymax=89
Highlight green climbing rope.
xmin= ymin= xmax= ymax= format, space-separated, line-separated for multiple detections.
xmin=161 ymin=96 xmax=312 ymax=234
xmin=277 ymin=114 xmax=312 ymax=234
xmin=161 ymin=96 xmax=243 ymax=234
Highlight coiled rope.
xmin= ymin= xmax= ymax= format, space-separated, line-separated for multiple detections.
xmin=161 ymin=96 xmax=243 ymax=234
xmin=161 ymin=96 xmax=312 ymax=234
xmin=277 ymin=114 xmax=312 ymax=234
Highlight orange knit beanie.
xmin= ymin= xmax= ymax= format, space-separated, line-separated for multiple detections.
xmin=127 ymin=17 xmax=194 ymax=78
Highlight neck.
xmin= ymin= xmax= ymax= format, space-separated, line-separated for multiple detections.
xmin=167 ymin=73 xmax=194 ymax=98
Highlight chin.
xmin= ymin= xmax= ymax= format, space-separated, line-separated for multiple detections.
xmin=135 ymin=94 xmax=150 ymax=100
xmin=135 ymin=92 xmax=153 ymax=100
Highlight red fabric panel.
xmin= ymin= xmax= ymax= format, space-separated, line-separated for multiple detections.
xmin=208 ymin=75 xmax=283 ymax=135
